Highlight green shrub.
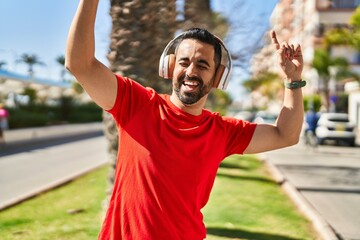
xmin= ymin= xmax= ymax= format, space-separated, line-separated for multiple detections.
xmin=7 ymin=102 xmax=102 ymax=129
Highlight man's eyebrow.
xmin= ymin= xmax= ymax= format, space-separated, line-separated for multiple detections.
xmin=198 ymin=59 xmax=210 ymax=67
xmin=178 ymin=57 xmax=190 ymax=62
xmin=178 ymin=57 xmax=211 ymax=67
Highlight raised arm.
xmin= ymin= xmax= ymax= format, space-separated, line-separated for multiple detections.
xmin=244 ymin=31 xmax=304 ymax=154
xmin=65 ymin=0 xmax=117 ymax=110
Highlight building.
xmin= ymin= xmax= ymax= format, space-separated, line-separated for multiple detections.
xmin=251 ymin=0 xmax=360 ymax=130
xmin=0 ymin=69 xmax=74 ymax=106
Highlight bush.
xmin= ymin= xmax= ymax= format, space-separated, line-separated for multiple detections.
xmin=303 ymin=94 xmax=322 ymax=112
xmin=7 ymin=102 xmax=102 ymax=129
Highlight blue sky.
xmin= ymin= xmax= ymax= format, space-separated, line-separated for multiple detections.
xmin=0 ymin=0 xmax=111 ymax=80
xmin=0 ymin=0 xmax=277 ymax=100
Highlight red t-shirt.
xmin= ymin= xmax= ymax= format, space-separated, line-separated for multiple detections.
xmin=98 ymin=75 xmax=257 ymax=240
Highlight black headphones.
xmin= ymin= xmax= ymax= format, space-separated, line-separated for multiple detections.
xmin=158 ymin=32 xmax=232 ymax=90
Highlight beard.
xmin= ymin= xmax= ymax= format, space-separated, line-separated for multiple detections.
xmin=173 ymin=74 xmax=213 ymax=105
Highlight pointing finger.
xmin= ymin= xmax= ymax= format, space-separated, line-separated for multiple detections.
xmin=270 ymin=30 xmax=280 ymax=50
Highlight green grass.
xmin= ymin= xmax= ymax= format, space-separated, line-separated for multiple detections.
xmin=0 ymin=156 xmax=318 ymax=239
xmin=0 ymin=166 xmax=108 ymax=240
xmin=203 ymin=155 xmax=318 ymax=240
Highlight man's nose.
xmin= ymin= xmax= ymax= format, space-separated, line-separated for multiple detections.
xmin=185 ymin=63 xmax=197 ymax=77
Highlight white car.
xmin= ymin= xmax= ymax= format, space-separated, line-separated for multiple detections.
xmin=315 ymin=113 xmax=356 ymax=146
xmin=253 ymin=111 xmax=278 ymax=124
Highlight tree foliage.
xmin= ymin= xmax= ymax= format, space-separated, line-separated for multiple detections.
xmin=242 ymin=72 xmax=282 ymax=100
xmin=312 ymin=48 xmax=356 ymax=110
xmin=325 ymin=6 xmax=360 ymax=52
xmin=0 ymin=61 xmax=6 ymax=69
xmin=17 ymin=53 xmax=45 ymax=77
xmin=56 ymin=55 xmax=67 ymax=81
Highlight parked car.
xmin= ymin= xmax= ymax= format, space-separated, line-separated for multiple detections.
xmin=253 ymin=111 xmax=278 ymax=124
xmin=315 ymin=113 xmax=356 ymax=146
xmin=234 ymin=111 xmax=255 ymax=122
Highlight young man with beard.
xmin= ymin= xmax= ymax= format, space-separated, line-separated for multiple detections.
xmin=66 ymin=0 xmax=304 ymax=239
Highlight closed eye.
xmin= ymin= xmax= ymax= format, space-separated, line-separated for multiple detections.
xmin=198 ymin=64 xmax=209 ymax=71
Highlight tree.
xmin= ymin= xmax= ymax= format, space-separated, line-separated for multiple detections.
xmin=206 ymin=89 xmax=232 ymax=116
xmin=21 ymin=87 xmax=37 ymax=105
xmin=107 ymin=0 xmax=177 ymax=92
xmin=316 ymin=6 xmax=360 ymax=111
xmin=242 ymin=71 xmax=283 ymax=109
xmin=56 ymin=55 xmax=67 ymax=81
xmin=331 ymin=5 xmax=360 ymax=51
xmin=17 ymin=53 xmax=45 ymax=77
xmin=0 ymin=61 xmax=7 ymax=69
xmin=312 ymin=48 xmax=356 ymax=110
xmin=104 ymin=0 xmax=177 ymax=204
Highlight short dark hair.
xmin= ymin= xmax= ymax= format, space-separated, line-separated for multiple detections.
xmin=178 ymin=28 xmax=222 ymax=68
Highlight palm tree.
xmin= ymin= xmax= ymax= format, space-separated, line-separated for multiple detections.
xmin=0 ymin=61 xmax=7 ymax=69
xmin=17 ymin=53 xmax=45 ymax=77
xmin=312 ymin=48 xmax=357 ymax=111
xmin=103 ymin=0 xmax=177 ymax=204
xmin=107 ymin=0 xmax=176 ymax=91
xmin=56 ymin=55 xmax=67 ymax=81
xmin=179 ymin=0 xmax=228 ymax=39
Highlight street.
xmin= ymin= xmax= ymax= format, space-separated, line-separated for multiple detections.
xmin=0 ymin=135 xmax=108 ymax=210
xmin=265 ymin=141 xmax=360 ymax=240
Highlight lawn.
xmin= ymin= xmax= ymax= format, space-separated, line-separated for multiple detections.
xmin=0 ymin=166 xmax=108 ymax=240
xmin=203 ymin=155 xmax=318 ymax=240
xmin=0 ymin=155 xmax=318 ymax=239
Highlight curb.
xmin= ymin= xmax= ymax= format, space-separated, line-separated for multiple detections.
xmin=258 ymin=153 xmax=339 ymax=240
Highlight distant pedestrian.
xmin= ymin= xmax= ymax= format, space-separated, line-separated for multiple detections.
xmin=305 ymin=108 xmax=319 ymax=135
xmin=0 ymin=103 xmax=9 ymax=143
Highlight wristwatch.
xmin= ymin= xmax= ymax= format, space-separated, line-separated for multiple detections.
xmin=284 ymin=80 xmax=306 ymax=89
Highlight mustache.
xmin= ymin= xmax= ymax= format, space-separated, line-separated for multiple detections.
xmin=180 ymin=74 xmax=203 ymax=84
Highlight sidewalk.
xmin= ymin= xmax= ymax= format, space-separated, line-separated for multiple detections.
xmin=0 ymin=122 xmax=104 ymax=152
xmin=262 ymin=142 xmax=360 ymax=240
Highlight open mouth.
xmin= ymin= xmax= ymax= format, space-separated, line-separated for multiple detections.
xmin=182 ymin=80 xmax=200 ymax=92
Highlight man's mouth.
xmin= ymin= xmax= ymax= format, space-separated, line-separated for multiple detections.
xmin=182 ymin=80 xmax=200 ymax=92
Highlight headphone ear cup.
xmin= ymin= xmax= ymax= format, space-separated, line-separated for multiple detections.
xmin=162 ymin=54 xmax=175 ymax=79
xmin=213 ymin=64 xmax=226 ymax=88
xmin=167 ymin=54 xmax=175 ymax=79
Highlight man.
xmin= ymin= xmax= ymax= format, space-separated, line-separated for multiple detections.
xmin=66 ymin=0 xmax=304 ymax=239
xmin=305 ymin=108 xmax=319 ymax=135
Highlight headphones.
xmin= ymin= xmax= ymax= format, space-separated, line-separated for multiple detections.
xmin=158 ymin=32 xmax=232 ymax=90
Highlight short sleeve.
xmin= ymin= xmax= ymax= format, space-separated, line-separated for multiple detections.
xmin=223 ymin=117 xmax=257 ymax=156
xmin=107 ymin=74 xmax=155 ymax=127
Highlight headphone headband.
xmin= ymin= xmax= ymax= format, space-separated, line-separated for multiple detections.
xmin=159 ymin=31 xmax=232 ymax=90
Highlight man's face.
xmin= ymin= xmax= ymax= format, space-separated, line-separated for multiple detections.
xmin=172 ymin=39 xmax=216 ymax=105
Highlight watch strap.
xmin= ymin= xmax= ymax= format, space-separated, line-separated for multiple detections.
xmin=284 ymin=80 xmax=306 ymax=89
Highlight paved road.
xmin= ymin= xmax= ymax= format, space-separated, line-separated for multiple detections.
xmin=0 ymin=135 xmax=108 ymax=210
xmin=265 ymin=142 xmax=360 ymax=240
